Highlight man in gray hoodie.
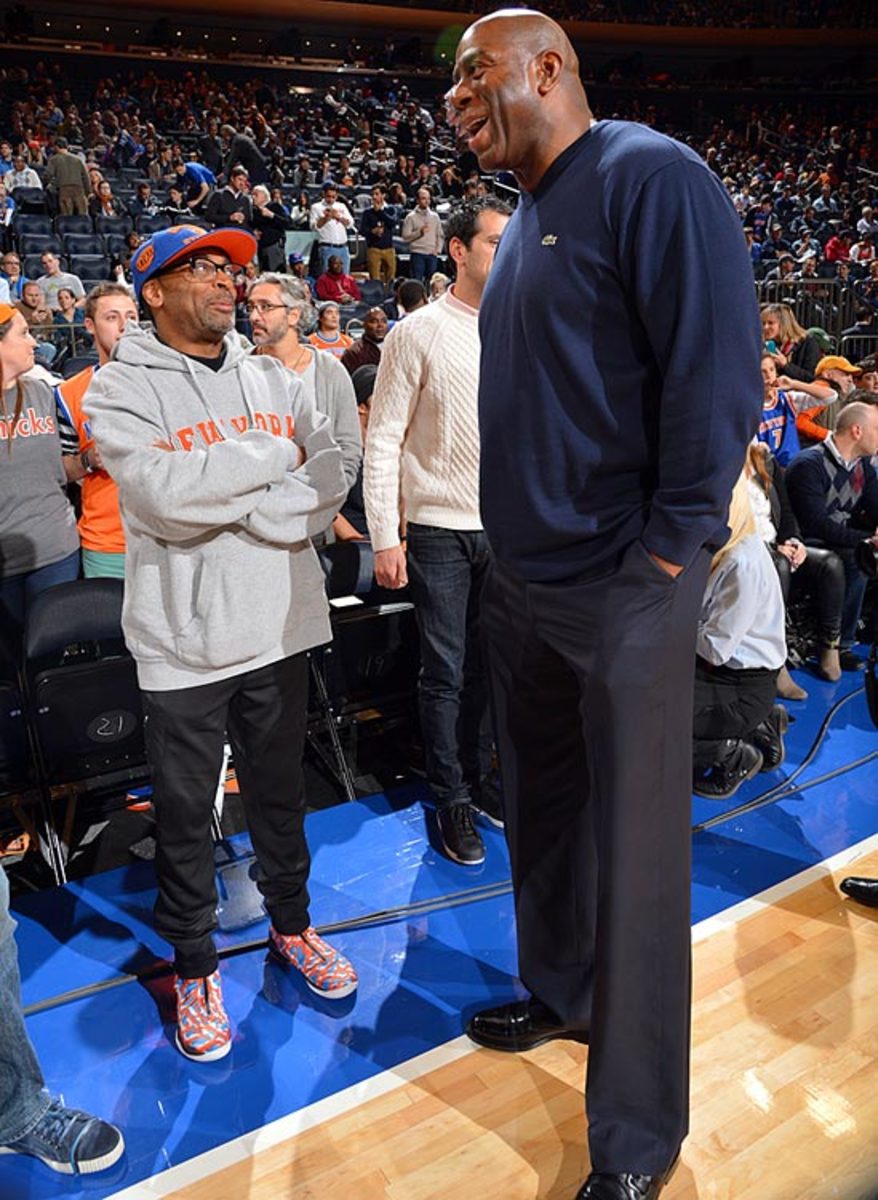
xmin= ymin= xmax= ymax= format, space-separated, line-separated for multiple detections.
xmin=86 ymin=225 xmax=358 ymax=1063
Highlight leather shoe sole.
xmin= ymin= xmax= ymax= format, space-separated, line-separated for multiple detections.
xmin=467 ymin=999 xmax=589 ymax=1053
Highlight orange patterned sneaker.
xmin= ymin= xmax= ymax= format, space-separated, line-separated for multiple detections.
xmin=269 ymin=926 xmax=358 ymax=999
xmin=174 ymin=970 xmax=232 ymax=1062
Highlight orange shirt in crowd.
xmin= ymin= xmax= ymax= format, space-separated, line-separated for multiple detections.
xmin=55 ymin=366 xmax=126 ymax=553
xmin=308 ymin=331 xmax=353 ymax=360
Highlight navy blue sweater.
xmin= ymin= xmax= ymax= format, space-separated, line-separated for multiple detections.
xmin=478 ymin=120 xmax=763 ymax=582
xmin=785 ymin=442 xmax=878 ymax=548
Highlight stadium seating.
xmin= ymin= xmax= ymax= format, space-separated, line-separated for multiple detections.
xmin=70 ymin=254 xmax=111 ymax=281
xmin=10 ymin=187 xmax=48 ymax=214
xmin=135 ymin=213 xmax=171 ymax=235
xmin=55 ymin=214 xmax=95 ymax=236
xmin=358 ymin=278 xmax=386 ymax=306
xmin=94 ymin=215 xmax=133 ymax=237
xmin=17 ymin=234 xmax=62 ymax=258
xmin=61 ymin=353 xmax=100 ymax=379
xmin=12 ymin=213 xmax=52 ymax=238
xmin=62 ymin=233 xmax=106 ymax=256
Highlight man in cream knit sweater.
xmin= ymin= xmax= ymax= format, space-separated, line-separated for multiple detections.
xmin=364 ymin=195 xmax=511 ymax=864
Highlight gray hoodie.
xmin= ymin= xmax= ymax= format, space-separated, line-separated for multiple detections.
xmin=85 ymin=323 xmax=346 ymax=691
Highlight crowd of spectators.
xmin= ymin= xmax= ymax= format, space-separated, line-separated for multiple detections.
xmin=3 ymin=18 xmax=878 ymax=1188
xmin=0 ymin=44 xmax=877 ymax=801
xmin=320 ymin=0 xmax=875 ymax=29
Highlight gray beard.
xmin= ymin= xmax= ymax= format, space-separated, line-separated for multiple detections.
xmin=253 ymin=325 xmax=287 ymax=348
xmin=201 ymin=310 xmax=235 ymax=337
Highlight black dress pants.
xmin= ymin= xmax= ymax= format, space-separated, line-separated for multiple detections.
xmin=692 ymin=658 xmax=778 ymax=770
xmin=481 ymin=540 xmax=710 ymax=1176
xmin=142 ymin=654 xmax=311 ymax=978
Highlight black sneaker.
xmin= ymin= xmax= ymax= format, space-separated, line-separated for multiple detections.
xmin=693 ymin=740 xmax=763 ymax=800
xmin=471 ymin=778 xmax=504 ymax=828
xmin=0 ymin=1098 xmax=124 ymax=1175
xmin=751 ymin=704 xmax=790 ymax=771
xmin=436 ymin=803 xmax=485 ymax=865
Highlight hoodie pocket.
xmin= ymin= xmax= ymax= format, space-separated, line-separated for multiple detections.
xmin=171 ymin=536 xmax=290 ymax=671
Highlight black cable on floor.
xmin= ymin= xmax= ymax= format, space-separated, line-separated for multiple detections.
xmin=692 ymin=684 xmax=866 ymax=834
xmin=21 ymin=879 xmax=514 ymax=1018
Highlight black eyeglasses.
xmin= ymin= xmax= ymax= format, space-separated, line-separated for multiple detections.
xmin=164 ymin=257 xmax=247 ymax=284
xmin=244 ymin=300 xmax=291 ymax=316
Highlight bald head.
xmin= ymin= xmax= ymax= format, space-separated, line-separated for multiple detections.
xmin=835 ymin=399 xmax=878 ymax=459
xmin=462 ymin=8 xmax=580 ymax=80
xmin=448 ymin=8 xmax=592 ymax=192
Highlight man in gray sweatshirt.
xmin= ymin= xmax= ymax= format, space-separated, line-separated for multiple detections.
xmin=86 ymin=225 xmax=358 ymax=1063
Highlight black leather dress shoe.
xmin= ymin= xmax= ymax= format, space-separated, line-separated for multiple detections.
xmin=466 ymin=998 xmax=589 ymax=1052
xmin=576 ymin=1156 xmax=679 ymax=1200
xmin=840 ymin=876 xmax=878 ymax=907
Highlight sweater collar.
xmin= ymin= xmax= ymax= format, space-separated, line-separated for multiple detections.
xmin=824 ymin=434 xmax=859 ymax=470
xmin=445 ymin=286 xmax=479 ymax=318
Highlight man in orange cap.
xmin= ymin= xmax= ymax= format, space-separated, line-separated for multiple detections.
xmin=85 ymin=225 xmax=357 ymax=1063
xmin=795 ymin=354 xmax=863 ymax=446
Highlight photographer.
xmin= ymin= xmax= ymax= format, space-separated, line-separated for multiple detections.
xmin=310 ymin=183 xmax=354 ymax=276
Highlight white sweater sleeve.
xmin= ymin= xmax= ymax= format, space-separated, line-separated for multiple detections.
xmin=363 ymin=321 xmax=426 ymax=551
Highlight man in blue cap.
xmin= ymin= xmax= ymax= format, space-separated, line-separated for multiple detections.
xmin=288 ymin=251 xmax=316 ymax=301
xmin=85 ymin=225 xmax=357 ymax=1063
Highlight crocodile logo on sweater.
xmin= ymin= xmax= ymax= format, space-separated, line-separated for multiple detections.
xmin=541 ymin=234 xmax=558 ymax=246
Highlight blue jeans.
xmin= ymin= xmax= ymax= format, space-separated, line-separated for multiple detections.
xmin=410 ymin=252 xmax=438 ymax=283
xmin=0 ymin=550 xmax=80 ymax=630
xmin=405 ymin=524 xmax=492 ymax=809
xmin=318 ymin=242 xmax=350 ymax=276
xmin=0 ymin=868 xmax=50 ymax=1144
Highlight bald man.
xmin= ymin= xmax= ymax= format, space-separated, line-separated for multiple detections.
xmin=448 ymin=12 xmax=762 ymax=1199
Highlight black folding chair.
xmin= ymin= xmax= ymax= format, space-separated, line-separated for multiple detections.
xmin=23 ymin=580 xmax=150 ymax=879
xmin=308 ymin=542 xmax=418 ymax=800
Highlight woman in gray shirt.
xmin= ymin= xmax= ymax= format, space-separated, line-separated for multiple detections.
xmin=0 ymin=303 xmax=79 ymax=629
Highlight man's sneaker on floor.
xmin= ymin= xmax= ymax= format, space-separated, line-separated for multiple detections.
xmin=436 ymin=803 xmax=485 ymax=865
xmin=0 ymin=1098 xmax=124 ymax=1175
xmin=269 ymin=926 xmax=358 ymax=998
xmin=471 ymin=778 xmax=504 ymax=828
xmin=174 ymin=970 xmax=231 ymax=1062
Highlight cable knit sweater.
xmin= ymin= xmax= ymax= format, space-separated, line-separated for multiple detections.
xmin=364 ymin=289 xmax=481 ymax=550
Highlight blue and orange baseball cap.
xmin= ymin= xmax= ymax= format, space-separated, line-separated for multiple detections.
xmin=131 ymin=225 xmax=257 ymax=299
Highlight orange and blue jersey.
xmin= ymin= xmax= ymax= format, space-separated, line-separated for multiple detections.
xmin=54 ymin=366 xmax=126 ymax=554
xmin=758 ymin=389 xmax=801 ymax=467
